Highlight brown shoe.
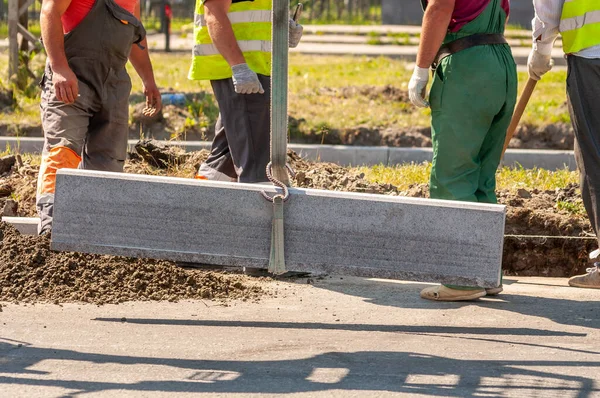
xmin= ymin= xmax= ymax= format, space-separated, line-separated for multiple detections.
xmin=485 ymin=285 xmax=503 ymax=296
xmin=568 ymin=264 xmax=600 ymax=289
xmin=420 ymin=285 xmax=486 ymax=302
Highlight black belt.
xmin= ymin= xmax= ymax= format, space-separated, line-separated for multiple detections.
xmin=432 ymin=33 xmax=508 ymax=70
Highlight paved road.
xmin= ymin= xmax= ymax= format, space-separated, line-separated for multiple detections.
xmin=0 ymin=26 xmax=565 ymax=66
xmin=1 ymin=276 xmax=599 ymax=397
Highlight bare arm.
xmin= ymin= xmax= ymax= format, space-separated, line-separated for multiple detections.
xmin=129 ymin=1 xmax=161 ymax=116
xmin=416 ymin=0 xmax=455 ymax=68
xmin=204 ymin=0 xmax=245 ymax=66
xmin=40 ymin=0 xmax=78 ymax=103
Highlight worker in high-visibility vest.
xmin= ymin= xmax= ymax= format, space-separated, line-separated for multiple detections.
xmin=408 ymin=0 xmax=516 ymax=301
xmin=188 ymin=0 xmax=303 ymax=183
xmin=529 ymin=0 xmax=600 ymax=289
xmin=37 ymin=0 xmax=161 ymax=235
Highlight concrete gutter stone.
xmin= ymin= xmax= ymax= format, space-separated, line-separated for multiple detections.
xmin=0 ymin=137 xmax=576 ymax=170
xmin=388 ymin=147 xmax=433 ymax=165
xmin=0 ymin=137 xmax=45 ymax=153
xmin=1 ymin=216 xmax=39 ymax=235
xmin=500 ymin=149 xmax=576 ymax=170
xmin=51 ymin=169 xmax=505 ymax=287
xmin=291 ymin=144 xmax=390 ymax=166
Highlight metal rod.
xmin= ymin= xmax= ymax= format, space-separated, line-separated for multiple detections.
xmin=270 ymin=0 xmax=290 ymax=186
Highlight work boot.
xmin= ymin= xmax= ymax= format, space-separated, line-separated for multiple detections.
xmin=420 ymin=285 xmax=486 ymax=301
xmin=568 ymin=264 xmax=600 ymax=289
xmin=485 ymin=285 xmax=503 ymax=296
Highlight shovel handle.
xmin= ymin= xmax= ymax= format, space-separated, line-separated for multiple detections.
xmin=293 ymin=3 xmax=303 ymax=22
xmin=502 ymin=78 xmax=538 ymax=156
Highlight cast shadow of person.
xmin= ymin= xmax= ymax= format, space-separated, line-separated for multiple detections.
xmin=306 ymin=276 xmax=600 ymax=330
xmin=1 ymin=339 xmax=597 ymax=396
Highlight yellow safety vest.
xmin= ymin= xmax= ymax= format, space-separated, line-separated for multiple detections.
xmin=188 ymin=0 xmax=272 ymax=81
xmin=560 ymin=0 xmax=600 ymax=53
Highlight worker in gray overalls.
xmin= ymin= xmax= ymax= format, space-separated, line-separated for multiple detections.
xmin=37 ymin=0 xmax=161 ymax=235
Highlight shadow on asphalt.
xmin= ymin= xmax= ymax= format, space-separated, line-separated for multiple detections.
xmin=1 ymin=339 xmax=598 ymax=396
xmin=93 ymin=317 xmax=600 ymax=356
xmin=93 ymin=318 xmax=585 ymax=337
xmin=307 ymin=277 xmax=600 ymax=331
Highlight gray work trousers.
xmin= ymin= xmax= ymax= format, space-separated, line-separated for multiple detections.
xmin=35 ymin=0 xmax=143 ymax=234
xmin=201 ymin=74 xmax=271 ymax=183
xmin=567 ymin=55 xmax=600 ymax=246
xmin=37 ymin=66 xmax=131 ymax=234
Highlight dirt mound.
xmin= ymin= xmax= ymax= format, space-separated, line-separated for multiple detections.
xmin=289 ymin=120 xmax=432 ymax=147
xmin=317 ymin=85 xmax=409 ymax=102
xmin=289 ymin=151 xmax=399 ymax=194
xmin=0 ymin=155 xmax=37 ymax=217
xmin=510 ymin=123 xmax=574 ymax=150
xmin=0 ymin=222 xmax=265 ymax=305
xmin=133 ymin=139 xmax=196 ymax=168
xmin=500 ymin=187 xmax=595 ymax=277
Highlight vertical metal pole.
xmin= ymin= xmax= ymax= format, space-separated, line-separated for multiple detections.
xmin=270 ymin=0 xmax=290 ymax=185
xmin=8 ymin=0 xmax=19 ymax=82
xmin=163 ymin=0 xmax=170 ymax=52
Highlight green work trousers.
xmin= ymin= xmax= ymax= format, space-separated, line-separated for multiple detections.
xmin=428 ymin=0 xmax=517 ymax=290
xmin=428 ymin=2 xmax=517 ymax=204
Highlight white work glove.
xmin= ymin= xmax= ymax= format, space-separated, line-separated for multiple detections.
xmin=231 ymin=63 xmax=265 ymax=94
xmin=289 ymin=18 xmax=303 ymax=48
xmin=408 ymin=66 xmax=430 ymax=108
xmin=527 ymin=48 xmax=554 ymax=81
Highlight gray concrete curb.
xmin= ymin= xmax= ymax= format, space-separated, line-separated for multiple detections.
xmin=51 ymin=169 xmax=504 ymax=286
xmin=1 ymin=216 xmax=39 ymax=235
xmin=1 ymin=137 xmax=576 ymax=171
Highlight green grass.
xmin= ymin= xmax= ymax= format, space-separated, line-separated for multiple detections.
xmin=360 ymin=163 xmax=579 ymax=192
xmin=0 ymin=21 xmax=41 ymax=40
xmin=0 ymin=52 xmax=571 ymax=135
xmin=557 ymin=200 xmax=586 ymax=215
xmin=359 ymin=163 xmax=431 ymax=190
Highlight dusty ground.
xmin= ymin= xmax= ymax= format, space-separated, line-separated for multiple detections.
xmin=1 ymin=276 xmax=599 ymax=397
xmin=0 ymin=220 xmax=266 ymax=305
xmin=0 ymin=87 xmax=575 ymax=150
xmin=0 ymin=142 xmax=595 ymax=295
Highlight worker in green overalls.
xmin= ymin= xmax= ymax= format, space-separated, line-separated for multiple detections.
xmin=408 ymin=0 xmax=517 ymax=301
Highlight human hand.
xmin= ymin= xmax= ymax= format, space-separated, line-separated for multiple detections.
xmin=528 ymin=48 xmax=554 ymax=81
xmin=289 ymin=18 xmax=303 ymax=48
xmin=52 ymin=66 xmax=79 ymax=104
xmin=142 ymin=80 xmax=161 ymax=117
xmin=231 ymin=63 xmax=264 ymax=94
xmin=408 ymin=66 xmax=430 ymax=108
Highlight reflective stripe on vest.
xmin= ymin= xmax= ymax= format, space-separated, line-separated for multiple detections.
xmin=560 ymin=0 xmax=600 ymax=53
xmin=193 ymin=40 xmax=272 ymax=56
xmin=194 ymin=10 xmax=272 ymax=27
xmin=188 ymin=0 xmax=272 ymax=81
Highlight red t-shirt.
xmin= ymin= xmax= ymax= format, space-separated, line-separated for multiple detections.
xmin=62 ymin=0 xmax=138 ymax=33
xmin=448 ymin=0 xmax=510 ymax=32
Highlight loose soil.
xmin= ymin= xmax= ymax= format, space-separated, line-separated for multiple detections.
xmin=0 ymin=221 xmax=266 ymax=305
xmin=0 ymin=141 xmax=595 ymax=304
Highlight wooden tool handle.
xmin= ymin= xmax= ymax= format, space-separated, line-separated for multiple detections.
xmin=293 ymin=3 xmax=303 ymax=22
xmin=502 ymin=78 xmax=538 ymax=156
